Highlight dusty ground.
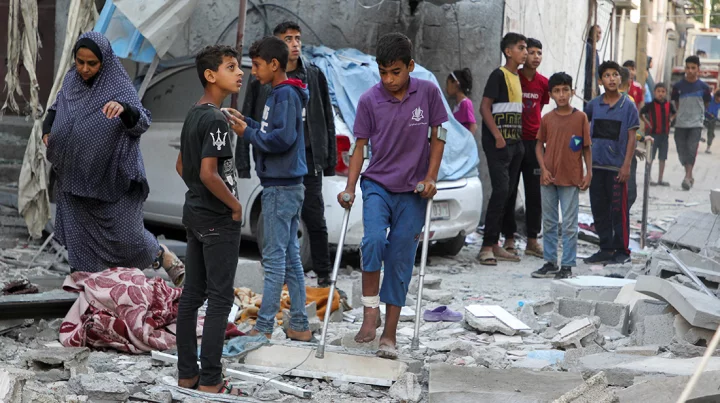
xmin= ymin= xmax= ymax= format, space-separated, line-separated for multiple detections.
xmin=0 ymin=132 xmax=718 ymax=402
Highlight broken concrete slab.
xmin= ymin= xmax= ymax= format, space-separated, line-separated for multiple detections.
xmin=617 ymin=371 xmax=720 ymax=403
xmin=341 ymin=332 xmax=380 ymax=350
xmin=554 ymin=298 xmax=630 ymax=335
xmin=465 ymin=315 xmax=516 ymax=336
xmin=667 ymin=341 xmax=720 ymax=358
xmin=579 ymin=352 xmax=720 ymax=387
xmin=517 ymin=304 xmax=541 ymax=332
xmin=389 ymin=372 xmax=421 ymax=403
xmin=68 ymin=373 xmax=130 ymax=402
xmin=233 ymin=258 xmax=264 ymax=293
xmin=560 ymin=345 xmax=606 ymax=371
xmin=553 ymin=372 xmax=616 ymax=403
xmin=465 ymin=305 xmax=530 ymax=332
xmin=0 ymin=366 xmax=34 ymax=403
xmin=0 ymin=289 xmax=78 ymax=320
xmin=552 ymin=318 xmax=599 ymax=349
xmin=25 ymin=347 xmax=89 ymax=382
xmin=635 ymin=275 xmax=720 ymax=330
xmin=551 ymin=276 xmax=636 ymax=302
xmin=243 ymin=344 xmax=408 ymax=387
xmin=614 ymin=283 xmax=656 ymax=310
xmin=511 ymin=358 xmax=552 ymax=370
xmin=661 ymin=210 xmax=720 ymax=253
xmin=428 ymin=364 xmax=584 ymax=403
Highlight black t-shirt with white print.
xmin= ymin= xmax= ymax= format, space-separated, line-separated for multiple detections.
xmin=180 ymin=104 xmax=239 ymax=228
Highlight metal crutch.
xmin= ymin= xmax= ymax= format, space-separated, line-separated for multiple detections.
xmin=316 ymin=193 xmax=353 ymax=359
xmin=411 ymin=183 xmax=433 ymax=350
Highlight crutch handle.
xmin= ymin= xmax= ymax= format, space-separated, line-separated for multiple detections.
xmin=341 ymin=193 xmax=352 ymax=202
xmin=416 ymin=183 xmax=425 ymax=193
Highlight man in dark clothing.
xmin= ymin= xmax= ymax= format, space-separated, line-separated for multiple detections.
xmin=236 ymin=21 xmax=336 ymax=286
xmin=584 ymin=25 xmax=601 ymax=102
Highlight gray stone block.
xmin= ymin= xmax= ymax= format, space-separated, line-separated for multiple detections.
xmin=616 ymin=345 xmax=660 ymax=356
xmin=234 ymin=258 xmax=264 ymax=293
xmin=551 ymin=276 xmax=636 ymax=302
xmin=409 ymin=274 xmax=442 ymax=294
xmin=556 ymin=298 xmax=595 ymax=318
xmin=594 ymin=301 xmax=629 ymax=334
xmin=25 ymin=347 xmax=89 ymax=382
xmin=634 ymin=313 xmax=675 ymax=346
xmin=465 ymin=315 xmax=516 ymax=336
xmin=68 ymin=373 xmax=130 ymax=402
xmin=629 ymin=298 xmax=670 ymax=334
xmin=0 ymin=366 xmax=34 ymax=403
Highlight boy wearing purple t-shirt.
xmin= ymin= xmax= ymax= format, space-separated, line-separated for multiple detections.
xmin=338 ymin=33 xmax=448 ymax=359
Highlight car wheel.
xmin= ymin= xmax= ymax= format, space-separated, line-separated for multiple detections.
xmin=431 ymin=233 xmax=466 ymax=256
xmin=255 ymin=214 xmax=313 ymax=270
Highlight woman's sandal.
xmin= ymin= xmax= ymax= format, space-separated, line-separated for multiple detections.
xmin=477 ymin=250 xmax=497 ymax=266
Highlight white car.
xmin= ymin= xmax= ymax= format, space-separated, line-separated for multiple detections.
xmin=135 ymin=60 xmax=483 ymax=268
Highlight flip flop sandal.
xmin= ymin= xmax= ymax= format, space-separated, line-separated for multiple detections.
xmin=217 ymin=379 xmax=248 ymax=396
xmin=376 ymin=343 xmax=398 ymax=360
xmin=524 ymin=245 xmax=544 ymax=258
xmin=659 ymin=181 xmax=670 ymax=187
xmin=650 ymin=181 xmax=658 ymax=186
xmin=504 ymin=246 xmax=518 ymax=255
xmin=494 ymin=248 xmax=521 ymax=262
xmin=477 ymin=251 xmax=497 ymax=266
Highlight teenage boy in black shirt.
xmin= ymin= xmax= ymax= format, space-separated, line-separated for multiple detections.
xmin=175 ymin=45 xmax=246 ymax=396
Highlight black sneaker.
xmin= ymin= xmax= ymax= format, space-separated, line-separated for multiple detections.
xmin=555 ymin=266 xmax=572 ymax=279
xmin=531 ymin=262 xmax=560 ymax=278
xmin=317 ymin=276 xmax=332 ymax=288
xmin=584 ymin=250 xmax=615 ymax=264
xmin=611 ymin=252 xmax=631 ymax=265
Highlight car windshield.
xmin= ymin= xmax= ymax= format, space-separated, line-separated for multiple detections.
xmin=693 ymin=35 xmax=720 ymax=60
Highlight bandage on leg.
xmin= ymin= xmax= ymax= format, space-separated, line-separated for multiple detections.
xmin=361 ymin=295 xmax=380 ymax=308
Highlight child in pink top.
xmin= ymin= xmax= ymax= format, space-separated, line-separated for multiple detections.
xmin=447 ymin=68 xmax=477 ymax=133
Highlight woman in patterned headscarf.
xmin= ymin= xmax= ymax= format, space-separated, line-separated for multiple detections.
xmin=43 ymin=32 xmax=184 ymax=285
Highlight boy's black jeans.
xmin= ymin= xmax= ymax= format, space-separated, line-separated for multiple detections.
xmin=505 ymin=139 xmax=542 ymax=239
xmin=177 ymin=222 xmax=241 ymax=387
xmin=302 ymin=149 xmax=331 ymax=278
xmin=482 ymin=136 xmax=524 ymax=247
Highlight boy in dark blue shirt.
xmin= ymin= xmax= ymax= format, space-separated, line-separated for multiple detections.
xmin=233 ymin=37 xmax=313 ymax=342
xmin=584 ymin=61 xmax=640 ymax=265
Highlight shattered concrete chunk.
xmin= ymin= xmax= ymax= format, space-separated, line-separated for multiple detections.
xmin=633 ymin=313 xmax=675 ymax=346
xmin=25 ymin=347 xmax=89 ymax=382
xmin=553 ymin=371 xmax=617 ymax=403
xmin=389 ymin=372 xmax=421 ymax=403
xmin=67 ymin=373 xmax=129 ymax=402
xmin=421 ymin=289 xmax=454 ymax=305
xmin=0 ymin=366 xmax=34 ymax=403
xmin=409 ymin=274 xmax=442 ymax=293
xmin=552 ymin=318 xmax=599 ymax=349
xmin=551 ymin=276 xmax=635 ymax=302
xmin=465 ymin=315 xmax=516 ymax=336
xmin=615 ymin=346 xmax=660 ymax=356
xmin=635 ymin=275 xmax=720 ymax=330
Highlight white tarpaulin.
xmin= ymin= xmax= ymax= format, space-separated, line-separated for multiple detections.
xmin=112 ymin=0 xmax=199 ymax=58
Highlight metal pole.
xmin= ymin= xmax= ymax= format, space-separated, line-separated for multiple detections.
xmin=591 ymin=0 xmax=598 ymax=98
xmin=610 ymin=6 xmax=615 ymax=62
xmin=316 ymin=194 xmax=352 ymax=359
xmin=640 ymin=138 xmax=652 ymax=249
xmin=704 ymin=0 xmax=711 ymax=29
xmin=411 ymin=184 xmax=433 ymax=350
xmin=230 ymin=0 xmax=248 ymax=110
xmin=662 ymin=245 xmax=717 ymax=298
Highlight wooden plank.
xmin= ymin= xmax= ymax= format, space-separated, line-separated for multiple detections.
xmin=150 ymin=351 xmax=311 ymax=399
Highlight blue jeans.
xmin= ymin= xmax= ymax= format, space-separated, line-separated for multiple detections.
xmin=541 ymin=185 xmax=579 ymax=267
xmin=254 ymin=184 xmax=309 ymax=334
xmin=360 ymin=179 xmax=426 ymax=307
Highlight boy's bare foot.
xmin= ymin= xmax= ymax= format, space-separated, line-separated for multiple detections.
xmin=286 ymin=328 xmax=314 ymax=342
xmin=248 ymin=329 xmax=271 ymax=339
xmin=376 ymin=335 xmax=398 ymax=359
xmin=354 ymin=307 xmax=382 ymax=343
xmin=178 ymin=374 xmax=199 ymax=389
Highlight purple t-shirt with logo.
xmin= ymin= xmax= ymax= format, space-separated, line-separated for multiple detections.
xmin=354 ymin=78 xmax=449 ymax=192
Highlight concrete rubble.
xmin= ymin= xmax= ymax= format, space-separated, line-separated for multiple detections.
xmin=552 ymin=372 xmax=617 ymax=403
xmin=617 ymin=371 xmax=720 ymax=402
xmin=635 ymin=275 xmax=720 ymax=330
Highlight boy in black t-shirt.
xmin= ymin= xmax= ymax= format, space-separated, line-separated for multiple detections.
xmin=478 ymin=32 xmax=527 ymax=266
xmin=175 ymin=45 xmax=246 ymax=396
